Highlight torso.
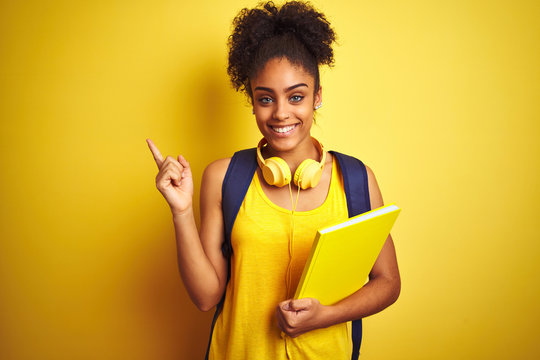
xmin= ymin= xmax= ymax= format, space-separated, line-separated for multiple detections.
xmin=208 ymin=156 xmax=352 ymax=360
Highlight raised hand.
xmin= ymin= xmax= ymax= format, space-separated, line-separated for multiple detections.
xmin=146 ymin=139 xmax=194 ymax=215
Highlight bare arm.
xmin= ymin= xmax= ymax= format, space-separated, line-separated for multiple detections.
xmin=147 ymin=139 xmax=229 ymax=311
xmin=181 ymin=158 xmax=230 ymax=311
xmin=276 ymin=165 xmax=401 ymax=337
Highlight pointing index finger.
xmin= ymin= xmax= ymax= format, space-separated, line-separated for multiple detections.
xmin=146 ymin=138 xmax=164 ymax=168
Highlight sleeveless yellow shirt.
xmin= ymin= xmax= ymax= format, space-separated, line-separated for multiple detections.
xmin=208 ymin=157 xmax=352 ymax=359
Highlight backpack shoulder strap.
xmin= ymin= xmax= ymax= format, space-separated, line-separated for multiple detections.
xmin=205 ymin=147 xmax=257 ymax=360
xmin=330 ymin=151 xmax=371 ymax=217
xmin=221 ymin=147 xmax=258 ymax=257
xmin=330 ymin=150 xmax=371 ymax=360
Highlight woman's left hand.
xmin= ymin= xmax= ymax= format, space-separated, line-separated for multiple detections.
xmin=275 ymin=298 xmax=331 ymax=338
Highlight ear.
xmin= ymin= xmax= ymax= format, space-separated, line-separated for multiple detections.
xmin=314 ymin=85 xmax=322 ymax=108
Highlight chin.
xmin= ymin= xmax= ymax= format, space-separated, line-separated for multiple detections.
xmin=264 ymin=133 xmax=310 ymax=153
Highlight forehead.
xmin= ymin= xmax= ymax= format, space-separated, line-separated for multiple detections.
xmin=251 ymin=57 xmax=314 ymax=89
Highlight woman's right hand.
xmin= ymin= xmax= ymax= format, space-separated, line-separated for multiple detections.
xmin=146 ymin=139 xmax=193 ymax=215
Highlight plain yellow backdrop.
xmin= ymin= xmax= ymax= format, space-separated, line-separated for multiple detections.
xmin=1 ymin=0 xmax=539 ymax=359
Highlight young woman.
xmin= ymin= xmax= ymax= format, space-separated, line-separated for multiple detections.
xmin=147 ymin=1 xmax=400 ymax=359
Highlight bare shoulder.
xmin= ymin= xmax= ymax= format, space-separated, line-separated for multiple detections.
xmin=325 ymin=151 xmax=334 ymax=167
xmin=364 ymin=164 xmax=384 ymax=209
xmin=364 ymin=164 xmax=376 ymax=183
xmin=203 ymin=157 xmax=232 ymax=180
xmin=201 ymin=157 xmax=232 ymax=200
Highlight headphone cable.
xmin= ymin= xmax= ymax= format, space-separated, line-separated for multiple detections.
xmin=286 ymin=182 xmax=302 ymax=298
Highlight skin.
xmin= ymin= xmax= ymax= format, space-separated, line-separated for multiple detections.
xmin=146 ymin=56 xmax=400 ymax=338
xmin=251 ymin=58 xmax=330 ymax=211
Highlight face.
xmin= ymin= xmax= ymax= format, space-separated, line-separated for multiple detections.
xmin=250 ymin=57 xmax=322 ymax=154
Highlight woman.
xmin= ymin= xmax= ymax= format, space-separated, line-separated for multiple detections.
xmin=147 ymin=1 xmax=400 ymax=359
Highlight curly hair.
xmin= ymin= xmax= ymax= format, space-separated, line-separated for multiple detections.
xmin=227 ymin=1 xmax=336 ymax=100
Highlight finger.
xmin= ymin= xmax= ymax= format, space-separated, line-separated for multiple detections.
xmin=162 ymin=155 xmax=182 ymax=169
xmin=160 ymin=167 xmax=182 ymax=187
xmin=146 ymin=138 xmax=164 ymax=168
xmin=279 ymin=299 xmax=292 ymax=310
xmin=275 ymin=307 xmax=287 ymax=332
xmin=286 ymin=298 xmax=311 ymax=312
xmin=280 ymin=301 xmax=292 ymax=311
xmin=177 ymin=155 xmax=191 ymax=178
xmin=276 ymin=305 xmax=298 ymax=337
xmin=160 ymin=156 xmax=185 ymax=184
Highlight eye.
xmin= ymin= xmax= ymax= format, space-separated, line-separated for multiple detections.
xmin=290 ymin=95 xmax=304 ymax=103
xmin=258 ymin=96 xmax=273 ymax=104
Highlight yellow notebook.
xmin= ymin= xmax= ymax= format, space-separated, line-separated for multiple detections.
xmin=294 ymin=204 xmax=401 ymax=305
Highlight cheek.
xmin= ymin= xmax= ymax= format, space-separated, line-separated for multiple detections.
xmin=254 ymin=106 xmax=274 ymax=121
xmin=303 ymin=117 xmax=314 ymax=129
xmin=297 ymin=106 xmax=314 ymax=121
xmin=255 ymin=120 xmax=264 ymax=132
xmin=254 ymin=116 xmax=268 ymax=133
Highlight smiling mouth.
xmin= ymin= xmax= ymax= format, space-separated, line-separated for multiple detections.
xmin=270 ymin=124 xmax=298 ymax=134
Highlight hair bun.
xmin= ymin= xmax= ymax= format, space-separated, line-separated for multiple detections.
xmin=228 ymin=1 xmax=337 ymax=97
xmin=271 ymin=1 xmax=335 ymax=65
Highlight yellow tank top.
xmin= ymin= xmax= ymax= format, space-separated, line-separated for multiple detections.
xmin=208 ymin=157 xmax=352 ymax=360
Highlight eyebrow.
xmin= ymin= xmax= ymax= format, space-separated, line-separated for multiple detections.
xmin=254 ymin=83 xmax=309 ymax=93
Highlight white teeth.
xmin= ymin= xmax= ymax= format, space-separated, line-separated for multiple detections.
xmin=272 ymin=125 xmax=296 ymax=133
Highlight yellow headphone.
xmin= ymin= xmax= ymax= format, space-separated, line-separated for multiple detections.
xmin=256 ymin=137 xmax=326 ymax=190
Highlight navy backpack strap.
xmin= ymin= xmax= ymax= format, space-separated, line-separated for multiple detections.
xmin=330 ymin=151 xmax=371 ymax=360
xmin=205 ymin=148 xmax=258 ymax=360
xmin=330 ymin=151 xmax=371 ymax=217
xmin=221 ymin=148 xmax=258 ymax=258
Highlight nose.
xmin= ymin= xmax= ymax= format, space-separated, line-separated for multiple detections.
xmin=273 ymin=99 xmax=290 ymax=121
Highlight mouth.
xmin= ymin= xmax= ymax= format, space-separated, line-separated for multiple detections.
xmin=269 ymin=124 xmax=298 ymax=134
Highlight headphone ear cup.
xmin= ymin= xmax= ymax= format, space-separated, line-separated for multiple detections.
xmin=262 ymin=157 xmax=291 ymax=187
xmin=294 ymin=159 xmax=323 ymax=190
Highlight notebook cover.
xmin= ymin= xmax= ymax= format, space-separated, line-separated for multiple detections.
xmin=294 ymin=204 xmax=401 ymax=305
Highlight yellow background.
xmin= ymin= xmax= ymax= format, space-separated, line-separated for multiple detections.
xmin=1 ymin=0 xmax=538 ymax=359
